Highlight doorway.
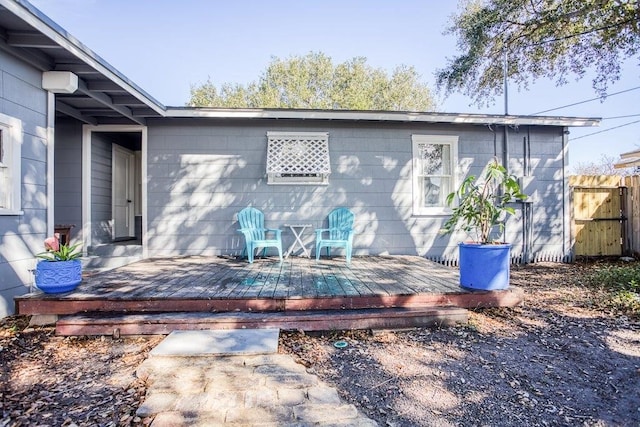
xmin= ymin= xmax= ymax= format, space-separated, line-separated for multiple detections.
xmin=82 ymin=125 xmax=147 ymax=265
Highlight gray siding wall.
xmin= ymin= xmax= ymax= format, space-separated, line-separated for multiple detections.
xmin=145 ymin=119 xmax=568 ymax=262
xmin=513 ymin=126 xmax=570 ymax=260
xmin=91 ymin=133 xmax=113 ymax=245
xmin=54 ymin=119 xmax=83 ymax=243
xmin=0 ymin=50 xmax=49 ymax=317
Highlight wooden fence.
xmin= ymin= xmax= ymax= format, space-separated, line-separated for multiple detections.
xmin=570 ymin=175 xmax=640 ymax=257
xmin=624 ymin=175 xmax=640 ymax=256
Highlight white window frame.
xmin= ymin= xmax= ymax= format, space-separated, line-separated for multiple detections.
xmin=0 ymin=113 xmax=23 ymax=215
xmin=266 ymin=131 xmax=330 ymax=185
xmin=411 ymin=134 xmax=458 ymax=216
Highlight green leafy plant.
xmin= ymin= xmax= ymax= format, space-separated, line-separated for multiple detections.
xmin=442 ymin=158 xmax=527 ymax=243
xmin=36 ymin=234 xmax=82 ymax=261
xmin=586 ymin=263 xmax=640 ymax=316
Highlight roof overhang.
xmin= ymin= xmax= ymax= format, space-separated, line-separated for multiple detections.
xmin=165 ymin=107 xmax=601 ymax=127
xmin=0 ymin=0 xmax=165 ymax=125
xmin=614 ymin=149 xmax=640 ymax=169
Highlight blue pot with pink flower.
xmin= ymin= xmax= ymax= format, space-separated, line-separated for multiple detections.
xmin=34 ymin=234 xmax=83 ymax=294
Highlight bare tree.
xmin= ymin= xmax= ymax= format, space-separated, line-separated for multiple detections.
xmin=571 ymin=154 xmax=637 ymax=176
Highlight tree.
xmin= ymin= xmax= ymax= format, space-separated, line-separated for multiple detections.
xmin=436 ymin=0 xmax=640 ymax=105
xmin=188 ymin=52 xmax=436 ymax=111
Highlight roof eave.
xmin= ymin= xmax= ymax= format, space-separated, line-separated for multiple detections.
xmin=164 ymin=108 xmax=601 ymax=127
xmin=619 ymin=148 xmax=640 ymax=159
xmin=2 ymin=0 xmax=166 ymax=116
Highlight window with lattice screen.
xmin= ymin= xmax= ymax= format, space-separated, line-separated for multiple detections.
xmin=266 ymin=131 xmax=331 ymax=185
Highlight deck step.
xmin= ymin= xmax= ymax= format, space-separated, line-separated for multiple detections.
xmin=87 ymin=242 xmax=142 ymax=257
xmin=55 ymin=306 xmax=469 ymax=336
xmin=82 ymin=254 xmax=143 ymax=272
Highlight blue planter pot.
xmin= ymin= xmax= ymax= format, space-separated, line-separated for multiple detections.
xmin=35 ymin=259 xmax=82 ymax=293
xmin=459 ymin=242 xmax=511 ymax=290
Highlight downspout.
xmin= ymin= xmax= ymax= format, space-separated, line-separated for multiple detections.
xmin=503 ymin=123 xmax=517 ymax=260
xmin=522 ymin=133 xmax=528 ymax=263
xmin=503 ymin=125 xmax=509 ymax=171
xmin=562 ymin=126 xmax=570 ymax=261
xmin=522 ymin=128 xmax=533 ymax=263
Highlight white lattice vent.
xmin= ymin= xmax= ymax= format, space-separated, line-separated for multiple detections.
xmin=266 ymin=131 xmax=330 ymax=185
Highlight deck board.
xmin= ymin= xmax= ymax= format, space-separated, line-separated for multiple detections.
xmin=334 ymin=263 xmax=375 ymax=296
xmin=300 ymin=258 xmax=317 ymax=298
xmin=257 ymin=262 xmax=283 ymax=298
xmin=345 ymin=259 xmax=391 ymax=296
xmin=15 ymin=256 xmax=525 ymax=316
xmin=211 ymin=261 xmax=257 ymax=299
xmin=359 ymin=257 xmax=418 ymax=295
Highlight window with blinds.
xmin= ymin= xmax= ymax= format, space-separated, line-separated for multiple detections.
xmin=411 ymin=134 xmax=459 ymax=215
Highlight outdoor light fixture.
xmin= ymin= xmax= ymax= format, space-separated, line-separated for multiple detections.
xmin=42 ymin=71 xmax=78 ymax=94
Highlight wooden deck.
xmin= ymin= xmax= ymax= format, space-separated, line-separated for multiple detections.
xmin=15 ymin=256 xmax=524 ymax=335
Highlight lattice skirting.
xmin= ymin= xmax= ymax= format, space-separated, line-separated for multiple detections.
xmin=428 ymin=251 xmax=572 ymax=267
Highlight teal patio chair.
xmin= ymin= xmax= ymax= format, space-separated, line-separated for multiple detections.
xmin=315 ymin=207 xmax=355 ymax=265
xmin=237 ymin=207 xmax=283 ymax=263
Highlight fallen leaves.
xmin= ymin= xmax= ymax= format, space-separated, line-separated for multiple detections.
xmin=280 ymin=262 xmax=640 ymax=426
xmin=0 ymin=321 xmax=161 ymax=427
xmin=1 ymin=262 xmax=639 ymax=426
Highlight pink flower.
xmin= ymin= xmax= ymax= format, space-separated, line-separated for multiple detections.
xmin=44 ymin=236 xmax=59 ymax=252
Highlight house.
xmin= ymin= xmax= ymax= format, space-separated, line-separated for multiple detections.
xmin=0 ymin=0 xmax=599 ymax=318
xmin=614 ymin=148 xmax=640 ymax=171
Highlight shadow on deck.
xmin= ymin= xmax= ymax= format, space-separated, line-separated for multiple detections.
xmin=16 ymin=256 xmax=523 ymax=335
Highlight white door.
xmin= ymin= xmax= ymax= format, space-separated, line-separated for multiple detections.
xmin=112 ymin=145 xmax=135 ymax=240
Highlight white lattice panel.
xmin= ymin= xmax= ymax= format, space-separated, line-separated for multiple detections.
xmin=266 ymin=132 xmax=330 ymax=175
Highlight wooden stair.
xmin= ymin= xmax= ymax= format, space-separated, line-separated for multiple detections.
xmin=55 ymin=306 xmax=469 ymax=336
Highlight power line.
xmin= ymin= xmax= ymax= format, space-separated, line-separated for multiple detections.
xmin=602 ymin=113 xmax=640 ymax=120
xmin=570 ymin=119 xmax=640 ymax=141
xmin=531 ymin=86 xmax=640 ymax=115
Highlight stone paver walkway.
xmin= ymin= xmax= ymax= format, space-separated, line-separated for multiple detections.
xmin=135 ymin=330 xmax=377 ymax=426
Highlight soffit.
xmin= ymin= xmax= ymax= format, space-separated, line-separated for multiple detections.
xmin=0 ymin=1 xmax=165 ymax=126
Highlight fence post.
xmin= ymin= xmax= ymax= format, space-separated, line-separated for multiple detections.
xmin=626 ymin=175 xmax=640 ymax=256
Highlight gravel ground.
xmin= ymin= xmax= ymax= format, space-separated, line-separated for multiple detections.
xmin=280 ymin=262 xmax=640 ymax=426
xmin=1 ymin=261 xmax=639 ymax=426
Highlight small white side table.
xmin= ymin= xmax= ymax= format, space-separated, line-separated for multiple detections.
xmin=283 ymin=224 xmax=313 ymax=258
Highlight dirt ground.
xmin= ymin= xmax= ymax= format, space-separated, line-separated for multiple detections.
xmin=1 ymin=261 xmax=639 ymax=426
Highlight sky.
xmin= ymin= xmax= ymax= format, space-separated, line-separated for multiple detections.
xmin=29 ymin=0 xmax=640 ymax=171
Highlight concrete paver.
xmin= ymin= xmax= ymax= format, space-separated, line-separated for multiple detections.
xmin=150 ymin=329 xmax=280 ymax=356
xmin=137 ymin=329 xmax=377 ymax=426
xmin=307 ymin=386 xmax=342 ymax=404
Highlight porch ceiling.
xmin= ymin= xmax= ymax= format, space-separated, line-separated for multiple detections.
xmin=0 ymin=0 xmax=165 ymax=126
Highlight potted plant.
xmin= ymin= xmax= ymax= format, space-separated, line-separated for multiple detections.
xmin=441 ymin=158 xmax=527 ymax=290
xmin=34 ymin=233 xmax=83 ymax=293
